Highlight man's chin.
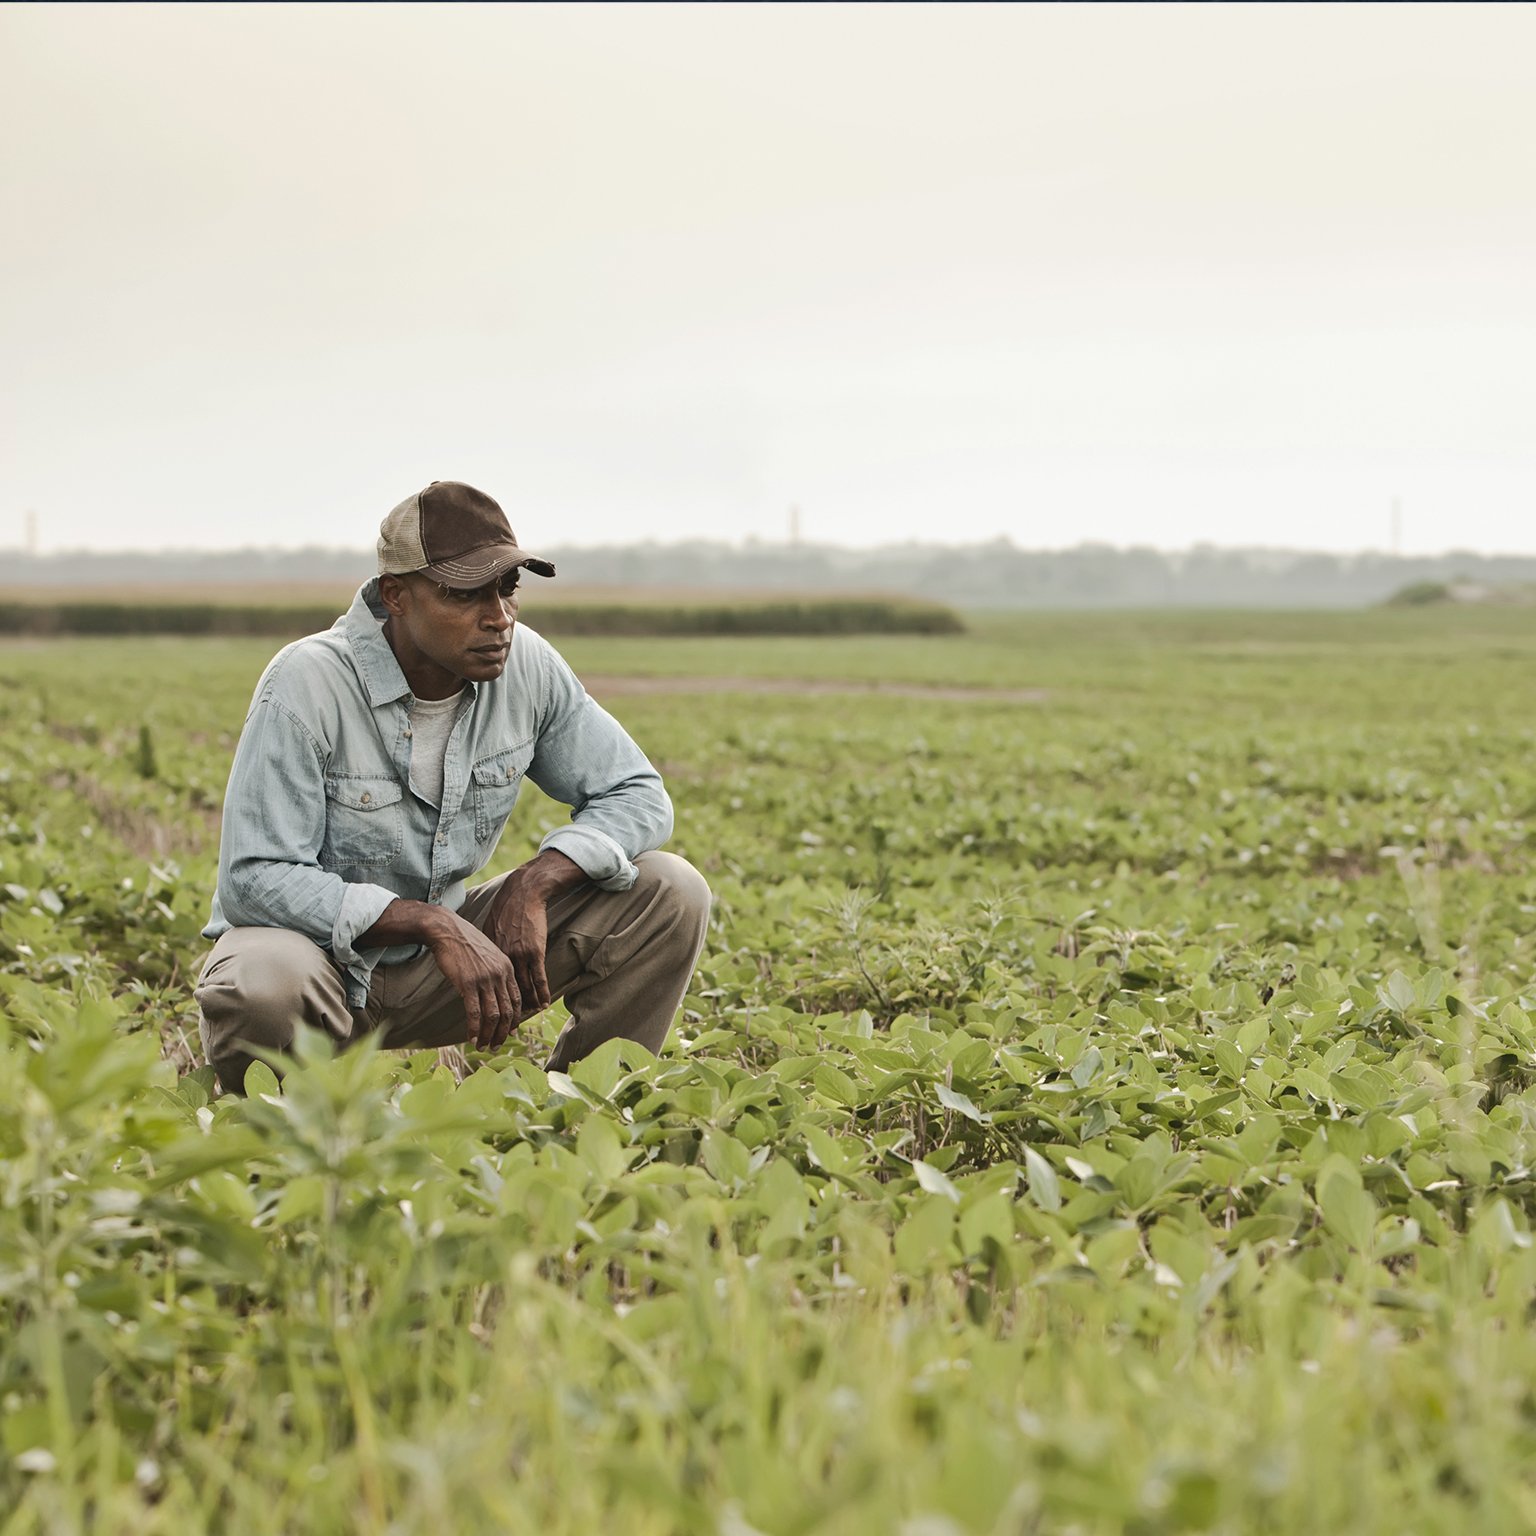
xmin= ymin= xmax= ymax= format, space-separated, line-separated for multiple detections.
xmin=463 ymin=647 xmax=511 ymax=679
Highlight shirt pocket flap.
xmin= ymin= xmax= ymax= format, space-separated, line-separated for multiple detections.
xmin=471 ymin=751 xmax=531 ymax=790
xmin=325 ymin=776 xmax=404 ymax=812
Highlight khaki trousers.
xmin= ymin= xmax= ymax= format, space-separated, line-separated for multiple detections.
xmin=195 ymin=851 xmax=711 ymax=1093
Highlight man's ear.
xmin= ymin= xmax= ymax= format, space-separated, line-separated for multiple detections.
xmin=378 ymin=574 xmax=409 ymax=617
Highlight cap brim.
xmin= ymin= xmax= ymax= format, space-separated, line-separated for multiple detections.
xmin=419 ymin=545 xmax=556 ymax=585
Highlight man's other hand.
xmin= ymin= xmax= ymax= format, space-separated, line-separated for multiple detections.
xmin=486 ymin=849 xmax=585 ymax=1034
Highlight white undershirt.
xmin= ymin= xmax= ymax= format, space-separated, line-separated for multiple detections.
xmin=407 ymin=690 xmax=464 ymax=808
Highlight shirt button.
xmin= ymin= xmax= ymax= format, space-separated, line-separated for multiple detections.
xmin=360 ymin=792 xmax=371 ymax=805
xmin=404 ymin=727 xmax=412 ymax=738
xmin=438 ymin=833 xmax=446 ymax=842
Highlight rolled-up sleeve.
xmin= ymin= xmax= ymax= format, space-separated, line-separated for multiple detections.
xmin=526 ymin=644 xmax=673 ymax=891
xmin=216 ymin=696 xmax=398 ymax=963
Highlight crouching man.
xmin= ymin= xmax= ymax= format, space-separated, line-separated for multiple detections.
xmin=196 ymin=480 xmax=711 ymax=1093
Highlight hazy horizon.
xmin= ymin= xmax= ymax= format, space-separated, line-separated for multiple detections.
xmin=5 ymin=5 xmax=1535 ymax=557
xmin=8 ymin=531 xmax=1536 ymax=614
xmin=6 ymin=535 xmax=1536 ymax=562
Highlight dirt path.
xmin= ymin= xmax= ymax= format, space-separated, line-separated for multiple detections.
xmin=579 ymin=674 xmax=1047 ymax=703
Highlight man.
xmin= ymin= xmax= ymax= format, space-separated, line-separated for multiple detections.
xmin=195 ymin=480 xmax=711 ymax=1093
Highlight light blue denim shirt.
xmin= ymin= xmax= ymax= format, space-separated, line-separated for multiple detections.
xmin=203 ymin=581 xmax=673 ymax=1007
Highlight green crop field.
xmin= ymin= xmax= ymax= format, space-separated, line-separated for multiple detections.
xmin=6 ymin=609 xmax=1536 ymax=1534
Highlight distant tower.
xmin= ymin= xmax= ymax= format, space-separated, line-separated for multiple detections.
xmin=1390 ymin=497 xmax=1402 ymax=556
xmin=789 ymin=505 xmax=801 ymax=545
xmin=24 ymin=509 xmax=37 ymax=557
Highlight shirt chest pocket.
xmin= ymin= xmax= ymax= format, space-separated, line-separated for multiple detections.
xmin=472 ymin=748 xmax=532 ymax=844
xmin=321 ymin=776 xmax=405 ymax=869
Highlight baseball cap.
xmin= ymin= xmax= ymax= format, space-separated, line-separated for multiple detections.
xmin=378 ymin=482 xmax=556 ymax=586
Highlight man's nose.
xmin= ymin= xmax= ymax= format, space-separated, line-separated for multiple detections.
xmin=480 ymin=594 xmax=512 ymax=630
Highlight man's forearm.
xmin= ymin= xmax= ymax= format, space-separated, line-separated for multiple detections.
xmin=356 ymin=850 xmax=585 ymax=953
xmin=355 ymin=897 xmax=461 ymax=952
xmin=493 ymin=847 xmax=586 ymax=911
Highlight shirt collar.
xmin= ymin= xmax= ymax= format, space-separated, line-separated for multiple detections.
xmin=341 ymin=579 xmax=413 ymax=708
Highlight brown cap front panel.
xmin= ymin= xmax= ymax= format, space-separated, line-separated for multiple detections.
xmin=419 ymin=482 xmax=515 ymax=561
xmin=414 ymin=481 xmax=555 ymax=583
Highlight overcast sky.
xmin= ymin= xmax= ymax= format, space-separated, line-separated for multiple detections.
xmin=3 ymin=3 xmax=1534 ymax=555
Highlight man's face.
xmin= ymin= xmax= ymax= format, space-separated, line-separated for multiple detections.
xmin=378 ymin=571 xmax=522 ymax=687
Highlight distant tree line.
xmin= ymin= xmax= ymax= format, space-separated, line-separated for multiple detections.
xmin=0 ymin=596 xmax=961 ymax=639
xmin=7 ymin=541 xmax=1536 ymax=609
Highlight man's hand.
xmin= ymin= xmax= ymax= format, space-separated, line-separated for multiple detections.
xmin=423 ymin=915 xmax=523 ymax=1050
xmin=357 ymin=900 xmax=522 ymax=1050
xmin=485 ymin=849 xmax=586 ymax=1033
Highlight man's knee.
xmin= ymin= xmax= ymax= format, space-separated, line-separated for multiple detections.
xmin=634 ymin=851 xmax=712 ymax=938
xmin=195 ymin=928 xmax=351 ymax=1090
xmin=545 ymin=854 xmax=711 ymax=1072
